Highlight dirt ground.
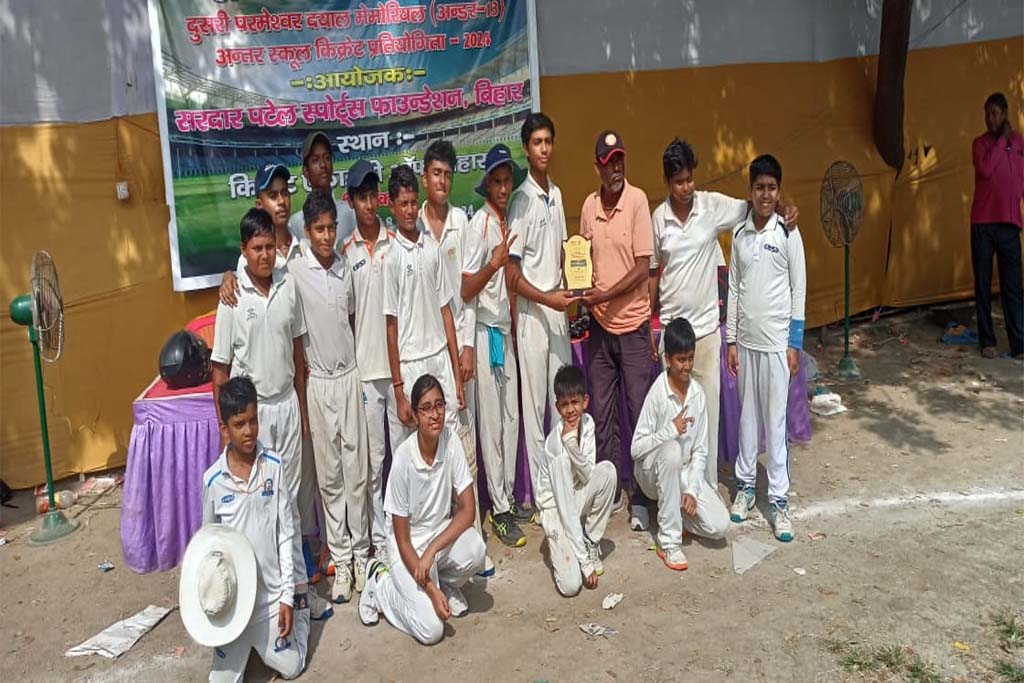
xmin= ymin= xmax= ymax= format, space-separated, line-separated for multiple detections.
xmin=2 ymin=310 xmax=1022 ymax=683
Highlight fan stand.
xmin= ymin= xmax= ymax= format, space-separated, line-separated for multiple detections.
xmin=837 ymin=244 xmax=862 ymax=380
xmin=9 ymin=294 xmax=80 ymax=545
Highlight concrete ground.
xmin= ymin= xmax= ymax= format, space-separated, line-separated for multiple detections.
xmin=1 ymin=310 xmax=1022 ymax=682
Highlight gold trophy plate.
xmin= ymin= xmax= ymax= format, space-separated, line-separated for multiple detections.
xmin=563 ymin=234 xmax=593 ymax=296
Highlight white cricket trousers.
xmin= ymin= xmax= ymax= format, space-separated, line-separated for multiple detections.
xmin=661 ymin=327 xmax=722 ymax=488
xmin=539 ymin=460 xmax=616 ymax=597
xmin=209 ymin=606 xmax=310 ymax=682
xmin=735 ymin=346 xmax=791 ymax=502
xmin=515 ymin=299 xmax=571 ymax=498
xmin=388 ymin=347 xmax=460 ymax=449
xmin=307 ymin=368 xmax=370 ymax=568
xmin=375 ymin=528 xmax=486 ymax=645
xmin=257 ymin=388 xmax=309 ymax=585
xmin=634 ymin=440 xmax=730 ymax=551
xmin=475 ymin=324 xmax=519 ymax=516
xmin=362 ymin=377 xmax=395 ymax=553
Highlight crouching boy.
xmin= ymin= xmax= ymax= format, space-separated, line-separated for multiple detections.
xmin=358 ymin=374 xmax=485 ymax=645
xmin=535 ymin=365 xmax=616 ymax=596
xmin=631 ymin=318 xmax=730 ymax=572
xmin=201 ymin=377 xmax=310 ymax=681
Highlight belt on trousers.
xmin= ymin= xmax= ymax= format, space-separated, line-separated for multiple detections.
xmin=308 ymin=364 xmax=357 ymax=380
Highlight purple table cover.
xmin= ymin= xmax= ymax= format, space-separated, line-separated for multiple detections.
xmin=122 ymin=325 xmax=812 ymax=574
xmin=121 ymin=389 xmax=220 ymax=574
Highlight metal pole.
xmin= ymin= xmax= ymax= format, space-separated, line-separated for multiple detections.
xmin=29 ymin=326 xmax=56 ymax=511
xmin=844 ymin=243 xmax=851 ymax=358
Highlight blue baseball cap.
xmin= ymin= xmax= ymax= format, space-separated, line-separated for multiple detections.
xmin=254 ymin=163 xmax=290 ymax=193
xmin=346 ymin=159 xmax=380 ymax=191
xmin=475 ymin=144 xmax=526 ymax=197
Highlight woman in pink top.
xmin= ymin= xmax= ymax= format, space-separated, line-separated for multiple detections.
xmin=971 ymin=92 xmax=1024 ymax=360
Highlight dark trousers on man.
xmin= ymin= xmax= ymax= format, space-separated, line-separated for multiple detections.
xmin=586 ymin=318 xmax=655 ymax=505
xmin=971 ymin=222 xmax=1024 ymax=356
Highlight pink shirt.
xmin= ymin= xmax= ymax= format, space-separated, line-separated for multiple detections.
xmin=971 ymin=130 xmax=1024 ymax=228
xmin=580 ymin=180 xmax=654 ymax=334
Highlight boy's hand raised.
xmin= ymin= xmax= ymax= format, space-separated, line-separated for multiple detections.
xmin=672 ymin=406 xmax=690 ymax=435
xmin=488 ymin=232 xmax=517 ymax=271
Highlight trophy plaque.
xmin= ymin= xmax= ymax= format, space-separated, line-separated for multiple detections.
xmin=563 ymin=234 xmax=593 ymax=296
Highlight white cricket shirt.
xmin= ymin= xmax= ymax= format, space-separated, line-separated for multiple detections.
xmin=507 ymin=172 xmax=568 ymax=294
xmin=420 ymin=202 xmax=473 ymax=349
xmin=341 ymin=221 xmax=394 ymax=382
xmin=651 ymin=191 xmax=747 ymax=338
xmin=382 ymin=230 xmax=452 ymax=363
xmin=462 ymin=201 xmax=512 ymax=334
xmin=211 ymin=266 xmax=306 ymax=401
xmin=288 ymin=245 xmax=357 ymax=376
xmin=726 ymin=213 xmax=807 ymax=352
xmin=383 ymin=426 xmax=474 ymax=554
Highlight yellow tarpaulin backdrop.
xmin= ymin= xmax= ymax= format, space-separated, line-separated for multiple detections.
xmin=1 ymin=36 xmax=1021 ymax=488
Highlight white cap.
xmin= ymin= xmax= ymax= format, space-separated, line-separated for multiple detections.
xmin=179 ymin=524 xmax=257 ymax=647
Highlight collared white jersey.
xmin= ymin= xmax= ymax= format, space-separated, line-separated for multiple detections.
xmin=341 ymin=222 xmax=394 ymax=382
xmin=631 ymin=373 xmax=709 ymax=498
xmin=420 ymin=202 xmax=473 ymax=349
xmin=382 ymin=230 xmax=453 ymax=362
xmin=726 ymin=213 xmax=807 ymax=352
xmin=462 ymin=202 xmax=512 ymax=334
xmin=288 ymin=245 xmax=357 ymax=376
xmin=535 ymin=414 xmax=597 ymax=569
xmin=383 ymin=426 xmax=473 ymax=554
xmin=651 ymin=191 xmax=747 ymax=338
xmin=288 ymin=198 xmax=356 ymax=253
xmin=202 ymin=444 xmax=297 ymax=616
xmin=508 ymin=172 xmax=568 ymax=294
xmin=211 ymin=266 xmax=305 ymax=401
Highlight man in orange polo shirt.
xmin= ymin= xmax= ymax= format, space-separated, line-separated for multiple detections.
xmin=579 ymin=131 xmax=656 ymax=517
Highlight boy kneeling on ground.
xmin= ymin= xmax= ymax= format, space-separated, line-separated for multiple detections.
xmin=199 ymin=377 xmax=310 ymax=681
xmin=535 ymin=365 xmax=616 ymax=596
xmin=358 ymin=374 xmax=486 ymax=644
xmin=631 ymin=318 xmax=730 ymax=571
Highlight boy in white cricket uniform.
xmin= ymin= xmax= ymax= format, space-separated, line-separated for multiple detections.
xmin=289 ymin=189 xmax=371 ymax=604
xmin=507 ymin=113 xmax=577 ymax=502
xmin=202 ymin=377 xmax=314 ymax=682
xmin=217 ymin=164 xmax=320 ymax=585
xmin=726 ymin=154 xmax=807 ymax=543
xmin=632 ymin=318 xmax=730 ymax=571
xmin=383 ymin=164 xmax=464 ymax=443
xmin=358 ymin=375 xmax=486 ymax=645
xmin=418 ymin=140 xmax=476 ymax=452
xmin=461 ymin=143 xmax=529 ymax=548
xmin=339 ymin=160 xmax=397 ymax=564
xmin=536 ymin=365 xmax=616 ymax=596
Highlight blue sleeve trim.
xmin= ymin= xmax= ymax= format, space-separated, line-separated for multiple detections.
xmin=205 ymin=470 xmax=223 ymax=488
xmin=788 ymin=319 xmax=805 ymax=349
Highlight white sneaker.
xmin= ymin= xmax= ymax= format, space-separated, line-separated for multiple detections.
xmin=730 ymin=486 xmax=756 ymax=523
xmin=332 ymin=562 xmax=353 ymax=604
xmin=770 ymin=501 xmax=794 ymax=543
xmin=306 ymin=589 xmax=334 ymax=621
xmin=586 ymin=540 xmax=604 ymax=576
xmin=442 ymin=584 xmax=469 ymax=617
xmin=354 ymin=558 xmax=367 ymax=593
xmin=657 ymin=545 xmax=688 ymax=571
xmin=629 ymin=504 xmax=650 ymax=532
xmin=359 ymin=559 xmax=387 ymax=626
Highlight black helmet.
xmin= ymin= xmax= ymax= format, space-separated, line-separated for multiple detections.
xmin=159 ymin=330 xmax=211 ymax=389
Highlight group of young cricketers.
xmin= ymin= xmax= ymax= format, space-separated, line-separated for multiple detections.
xmin=200 ymin=112 xmax=806 ymax=678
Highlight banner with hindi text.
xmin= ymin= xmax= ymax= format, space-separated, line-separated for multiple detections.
xmin=148 ymin=0 xmax=538 ymax=290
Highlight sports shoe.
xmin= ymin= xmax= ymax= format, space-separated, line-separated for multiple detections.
xmin=373 ymin=543 xmax=389 ymax=567
xmin=306 ymin=589 xmax=334 ymax=621
xmin=585 ymin=540 xmax=604 ymax=576
xmin=354 ymin=558 xmax=367 ymax=593
xmin=657 ymin=545 xmax=689 ymax=571
xmin=629 ymin=504 xmax=650 ymax=532
xmin=302 ymin=539 xmax=323 ymax=584
xmin=319 ymin=545 xmax=333 ymax=577
xmin=442 ymin=584 xmax=469 ymax=617
xmin=611 ymin=495 xmax=625 ymax=516
xmin=359 ymin=559 xmax=388 ymax=626
xmin=476 ymin=554 xmax=496 ymax=578
xmin=491 ymin=511 xmax=527 ymax=548
xmin=510 ymin=500 xmax=536 ymax=524
xmin=770 ymin=500 xmax=794 ymax=542
xmin=332 ymin=562 xmax=353 ymax=604
xmin=730 ymin=485 xmax=756 ymax=523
